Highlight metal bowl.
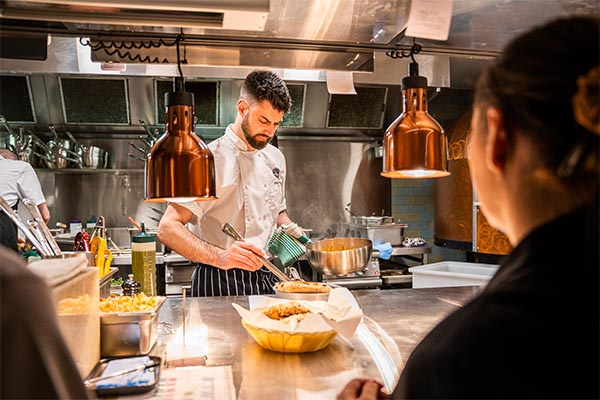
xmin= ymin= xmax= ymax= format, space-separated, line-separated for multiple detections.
xmin=305 ymin=237 xmax=372 ymax=276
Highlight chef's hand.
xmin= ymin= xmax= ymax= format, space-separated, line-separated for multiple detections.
xmin=337 ymin=379 xmax=388 ymax=400
xmin=216 ymin=240 xmax=264 ymax=272
xmin=282 ymin=222 xmax=304 ymax=239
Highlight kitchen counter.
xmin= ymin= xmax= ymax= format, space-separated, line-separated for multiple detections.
xmin=155 ymin=286 xmax=478 ymax=399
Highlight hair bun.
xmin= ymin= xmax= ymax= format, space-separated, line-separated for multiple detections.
xmin=572 ymin=65 xmax=600 ymax=135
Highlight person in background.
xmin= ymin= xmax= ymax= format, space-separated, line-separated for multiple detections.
xmin=0 ymin=245 xmax=92 ymax=399
xmin=158 ymin=70 xmax=300 ymax=296
xmin=339 ymin=16 xmax=599 ymax=399
xmin=0 ymin=148 xmax=50 ymax=252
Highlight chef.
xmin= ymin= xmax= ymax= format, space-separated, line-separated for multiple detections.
xmin=0 ymin=148 xmax=50 ymax=252
xmin=158 ymin=70 xmax=302 ymax=296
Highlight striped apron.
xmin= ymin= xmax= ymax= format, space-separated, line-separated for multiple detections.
xmin=191 ymin=264 xmax=279 ymax=296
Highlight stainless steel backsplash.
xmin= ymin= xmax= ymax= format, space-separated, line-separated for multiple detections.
xmin=35 ymin=136 xmax=390 ymax=239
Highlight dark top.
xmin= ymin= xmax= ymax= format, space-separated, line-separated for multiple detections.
xmin=395 ymin=201 xmax=599 ymax=399
xmin=0 ymin=246 xmax=93 ymax=399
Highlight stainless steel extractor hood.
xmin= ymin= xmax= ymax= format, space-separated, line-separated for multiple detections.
xmin=1 ymin=0 xmax=271 ymax=31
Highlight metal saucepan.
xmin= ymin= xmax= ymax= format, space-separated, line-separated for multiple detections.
xmin=306 ymin=237 xmax=372 ymax=276
xmin=64 ymin=131 xmax=109 ymax=169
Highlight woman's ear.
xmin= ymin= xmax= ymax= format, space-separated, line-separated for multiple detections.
xmin=485 ymin=107 xmax=509 ymax=173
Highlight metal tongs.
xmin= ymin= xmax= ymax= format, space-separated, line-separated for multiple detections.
xmin=0 ymin=196 xmax=60 ymax=257
xmin=221 ymin=223 xmax=290 ymax=282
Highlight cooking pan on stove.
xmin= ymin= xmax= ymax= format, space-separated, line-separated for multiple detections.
xmin=306 ymin=237 xmax=372 ymax=276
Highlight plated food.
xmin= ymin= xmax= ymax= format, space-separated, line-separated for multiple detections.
xmin=263 ymin=301 xmax=312 ymax=323
xmin=240 ymin=300 xmax=337 ymax=353
xmin=274 ymin=280 xmax=332 ymax=301
xmin=274 ymin=280 xmax=332 ymax=293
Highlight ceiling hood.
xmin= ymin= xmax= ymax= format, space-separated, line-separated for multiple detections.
xmin=1 ymin=0 xmax=271 ymax=31
xmin=1 ymin=0 xmax=597 ymax=74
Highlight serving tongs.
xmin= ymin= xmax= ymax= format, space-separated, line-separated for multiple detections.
xmin=221 ymin=223 xmax=290 ymax=282
xmin=0 ymin=196 xmax=52 ymax=256
xmin=22 ymin=198 xmax=62 ymax=256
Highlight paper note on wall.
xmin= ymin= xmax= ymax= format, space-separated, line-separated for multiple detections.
xmin=326 ymin=71 xmax=357 ymax=95
xmin=405 ymin=0 xmax=453 ymax=41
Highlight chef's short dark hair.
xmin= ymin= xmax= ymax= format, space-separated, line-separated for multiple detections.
xmin=241 ymin=70 xmax=292 ymax=113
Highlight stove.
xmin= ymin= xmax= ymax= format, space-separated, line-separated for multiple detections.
xmin=321 ymin=257 xmax=382 ymax=289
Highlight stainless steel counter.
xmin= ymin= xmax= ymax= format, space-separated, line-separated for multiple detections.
xmin=156 ymin=287 xmax=478 ymax=399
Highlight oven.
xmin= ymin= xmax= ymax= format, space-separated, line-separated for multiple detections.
xmin=164 ymin=253 xmax=196 ymax=297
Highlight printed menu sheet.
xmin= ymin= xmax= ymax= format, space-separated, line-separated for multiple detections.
xmin=148 ymin=365 xmax=235 ymax=400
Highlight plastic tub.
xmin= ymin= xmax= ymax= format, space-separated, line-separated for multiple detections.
xmin=409 ymin=262 xmax=499 ymax=288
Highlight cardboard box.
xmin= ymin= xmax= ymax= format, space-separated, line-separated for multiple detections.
xmin=409 ymin=262 xmax=499 ymax=288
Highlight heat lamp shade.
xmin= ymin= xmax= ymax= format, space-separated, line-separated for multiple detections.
xmin=145 ymin=126 xmax=217 ymax=202
xmin=381 ymin=111 xmax=450 ymax=179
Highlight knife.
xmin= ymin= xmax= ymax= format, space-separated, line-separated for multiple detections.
xmin=221 ymin=223 xmax=290 ymax=282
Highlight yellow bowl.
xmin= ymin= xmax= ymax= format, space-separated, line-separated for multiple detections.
xmin=241 ymin=319 xmax=337 ymax=353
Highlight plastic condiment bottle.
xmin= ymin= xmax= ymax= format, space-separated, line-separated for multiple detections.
xmin=131 ymin=222 xmax=156 ymax=296
xmin=86 ymin=216 xmax=97 ymax=234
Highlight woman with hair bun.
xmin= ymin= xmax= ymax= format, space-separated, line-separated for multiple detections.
xmin=339 ymin=16 xmax=599 ymax=400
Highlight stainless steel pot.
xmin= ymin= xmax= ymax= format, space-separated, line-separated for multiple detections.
xmin=44 ymin=139 xmax=81 ymax=168
xmin=346 ymin=222 xmax=408 ymax=247
xmin=350 ymin=215 xmax=395 ymax=226
xmin=64 ymin=131 xmax=108 ymax=168
xmin=306 ymin=237 xmax=372 ymax=276
xmin=81 ymin=145 xmax=108 ymax=168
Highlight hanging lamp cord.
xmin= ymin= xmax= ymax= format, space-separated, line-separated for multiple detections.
xmin=385 ymin=38 xmax=422 ymax=60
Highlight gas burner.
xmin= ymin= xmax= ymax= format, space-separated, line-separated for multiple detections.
xmin=321 ymin=258 xmax=382 ymax=289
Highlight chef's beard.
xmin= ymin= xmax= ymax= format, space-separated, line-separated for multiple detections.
xmin=242 ymin=114 xmax=271 ymax=150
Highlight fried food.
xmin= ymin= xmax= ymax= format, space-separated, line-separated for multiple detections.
xmin=99 ymin=293 xmax=160 ymax=313
xmin=57 ymin=294 xmax=95 ymax=314
xmin=275 ymin=280 xmax=332 ymax=293
xmin=263 ymin=302 xmax=312 ymax=323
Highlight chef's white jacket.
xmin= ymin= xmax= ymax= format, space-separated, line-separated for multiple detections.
xmin=181 ymin=125 xmax=287 ymax=252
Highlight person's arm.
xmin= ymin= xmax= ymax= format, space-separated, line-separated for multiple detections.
xmin=37 ymin=203 xmax=50 ymax=223
xmin=158 ymin=203 xmax=263 ymax=272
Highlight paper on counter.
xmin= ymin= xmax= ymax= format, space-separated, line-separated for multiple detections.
xmin=148 ymin=365 xmax=235 ymax=400
xmin=232 ymin=287 xmax=363 ymax=338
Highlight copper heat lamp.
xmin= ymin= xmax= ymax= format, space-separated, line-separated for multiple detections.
xmin=145 ymin=40 xmax=217 ymax=202
xmin=381 ymin=61 xmax=450 ymax=178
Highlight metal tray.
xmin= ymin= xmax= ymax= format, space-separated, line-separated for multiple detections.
xmin=100 ymin=297 xmax=166 ymax=357
xmin=85 ymin=355 xmax=161 ymax=397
